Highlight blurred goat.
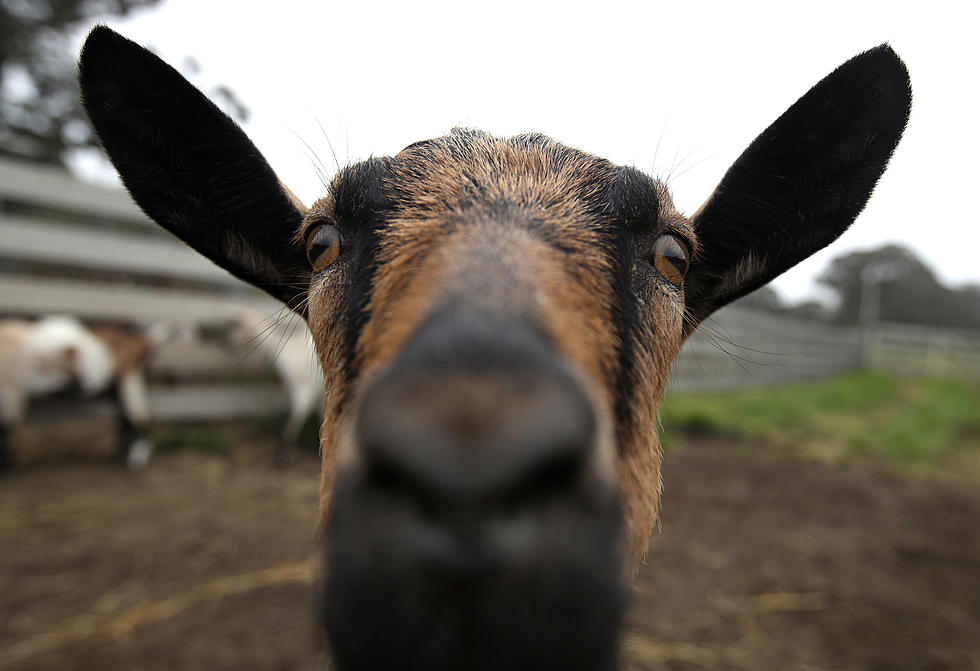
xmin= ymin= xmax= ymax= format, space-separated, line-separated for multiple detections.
xmin=224 ymin=307 xmax=324 ymax=464
xmin=81 ymin=27 xmax=911 ymax=671
xmin=0 ymin=315 xmax=170 ymax=472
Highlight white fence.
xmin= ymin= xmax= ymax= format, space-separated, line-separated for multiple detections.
xmin=868 ymin=323 xmax=980 ymax=379
xmin=0 ymin=158 xmax=288 ymax=420
xmin=671 ymin=307 xmax=863 ymax=392
xmin=0 ymin=157 xmax=974 ymax=422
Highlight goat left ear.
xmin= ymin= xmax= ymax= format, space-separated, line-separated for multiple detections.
xmin=79 ymin=26 xmax=310 ymax=312
xmin=683 ymin=45 xmax=911 ymax=332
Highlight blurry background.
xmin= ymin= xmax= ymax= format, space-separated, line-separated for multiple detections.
xmin=0 ymin=1 xmax=977 ymax=670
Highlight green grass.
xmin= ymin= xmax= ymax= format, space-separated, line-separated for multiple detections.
xmin=148 ymin=372 xmax=980 ymax=481
xmin=660 ymin=372 xmax=980 ymax=477
xmin=151 ymin=416 xmax=320 ymax=458
xmin=153 ymin=425 xmax=231 ymax=455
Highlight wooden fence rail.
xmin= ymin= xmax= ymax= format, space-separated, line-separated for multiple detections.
xmin=0 ymin=158 xmax=288 ymax=422
xmin=670 ymin=307 xmax=863 ymax=392
xmin=869 ymin=323 xmax=980 ymax=379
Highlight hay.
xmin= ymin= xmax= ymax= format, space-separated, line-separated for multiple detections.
xmin=0 ymin=560 xmax=314 ymax=669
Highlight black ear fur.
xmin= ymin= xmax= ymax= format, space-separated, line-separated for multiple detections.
xmin=684 ymin=44 xmax=912 ymax=331
xmin=79 ymin=26 xmax=308 ymax=310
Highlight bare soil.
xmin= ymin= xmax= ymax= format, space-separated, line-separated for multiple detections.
xmin=1 ymin=424 xmax=978 ymax=671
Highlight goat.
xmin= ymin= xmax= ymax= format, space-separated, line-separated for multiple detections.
xmin=0 ymin=315 xmax=162 ymax=472
xmin=223 ymin=306 xmax=325 ymax=464
xmin=79 ymin=26 xmax=911 ymax=671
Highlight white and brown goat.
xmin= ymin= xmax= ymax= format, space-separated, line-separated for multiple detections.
xmin=79 ymin=26 xmax=910 ymax=671
xmin=0 ymin=315 xmax=163 ymax=472
xmin=223 ymin=306 xmax=325 ymax=464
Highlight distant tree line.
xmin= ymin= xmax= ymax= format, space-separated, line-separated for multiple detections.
xmin=736 ymin=244 xmax=980 ymax=331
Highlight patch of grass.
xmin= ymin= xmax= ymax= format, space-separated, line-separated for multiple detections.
xmin=660 ymin=372 xmax=980 ymax=477
xmin=153 ymin=417 xmax=321 ymax=459
xmin=153 ymin=425 xmax=230 ymax=455
xmin=251 ymin=414 xmax=321 ymax=455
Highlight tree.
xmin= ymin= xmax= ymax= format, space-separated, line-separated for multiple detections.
xmin=0 ymin=0 xmax=247 ymax=167
xmin=818 ymin=244 xmax=980 ymax=330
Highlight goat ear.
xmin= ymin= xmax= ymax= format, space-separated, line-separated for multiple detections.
xmin=79 ymin=26 xmax=309 ymax=311
xmin=683 ymin=45 xmax=911 ymax=332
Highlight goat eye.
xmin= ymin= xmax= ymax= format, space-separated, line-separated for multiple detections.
xmin=306 ymin=224 xmax=343 ymax=272
xmin=652 ymin=235 xmax=690 ymax=285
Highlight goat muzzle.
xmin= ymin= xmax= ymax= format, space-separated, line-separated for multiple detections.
xmin=321 ymin=312 xmax=626 ymax=671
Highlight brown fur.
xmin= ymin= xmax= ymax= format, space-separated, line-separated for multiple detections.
xmin=87 ymin=325 xmax=154 ymax=376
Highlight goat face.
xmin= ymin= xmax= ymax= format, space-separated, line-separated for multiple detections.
xmin=79 ymin=26 xmax=910 ymax=671
xmin=309 ymin=137 xmax=677 ymax=669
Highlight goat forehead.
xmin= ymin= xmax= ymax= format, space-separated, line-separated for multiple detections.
xmin=393 ymin=130 xmax=614 ymax=183
xmin=389 ymin=131 xmax=621 ymax=220
xmin=309 ymin=130 xmax=678 ymax=239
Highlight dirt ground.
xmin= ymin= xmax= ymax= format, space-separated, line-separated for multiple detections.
xmin=1 ymin=423 xmax=978 ymax=671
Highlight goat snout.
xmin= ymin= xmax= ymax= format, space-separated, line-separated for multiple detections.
xmin=322 ymin=316 xmax=626 ymax=671
xmin=354 ymin=311 xmax=604 ymax=504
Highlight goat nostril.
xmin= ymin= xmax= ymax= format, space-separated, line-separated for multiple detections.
xmin=523 ymin=447 xmax=584 ymax=492
xmin=365 ymin=453 xmax=401 ymax=491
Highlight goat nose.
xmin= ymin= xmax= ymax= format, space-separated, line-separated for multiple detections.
xmin=356 ymin=366 xmax=596 ymax=503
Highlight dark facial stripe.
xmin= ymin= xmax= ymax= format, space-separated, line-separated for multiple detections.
xmin=602 ymin=168 xmax=663 ymax=442
xmin=330 ymin=158 xmax=394 ymax=398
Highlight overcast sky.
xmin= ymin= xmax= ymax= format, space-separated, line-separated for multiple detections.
xmin=74 ymin=0 xmax=978 ymax=303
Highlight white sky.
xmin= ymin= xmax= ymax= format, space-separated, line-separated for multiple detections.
xmin=73 ymin=0 xmax=979 ymax=303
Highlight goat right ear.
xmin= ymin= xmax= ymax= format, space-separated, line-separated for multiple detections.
xmin=681 ymin=45 xmax=911 ymax=332
xmin=79 ymin=26 xmax=309 ymax=311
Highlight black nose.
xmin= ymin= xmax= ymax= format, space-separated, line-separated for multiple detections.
xmin=355 ymin=321 xmax=595 ymax=504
